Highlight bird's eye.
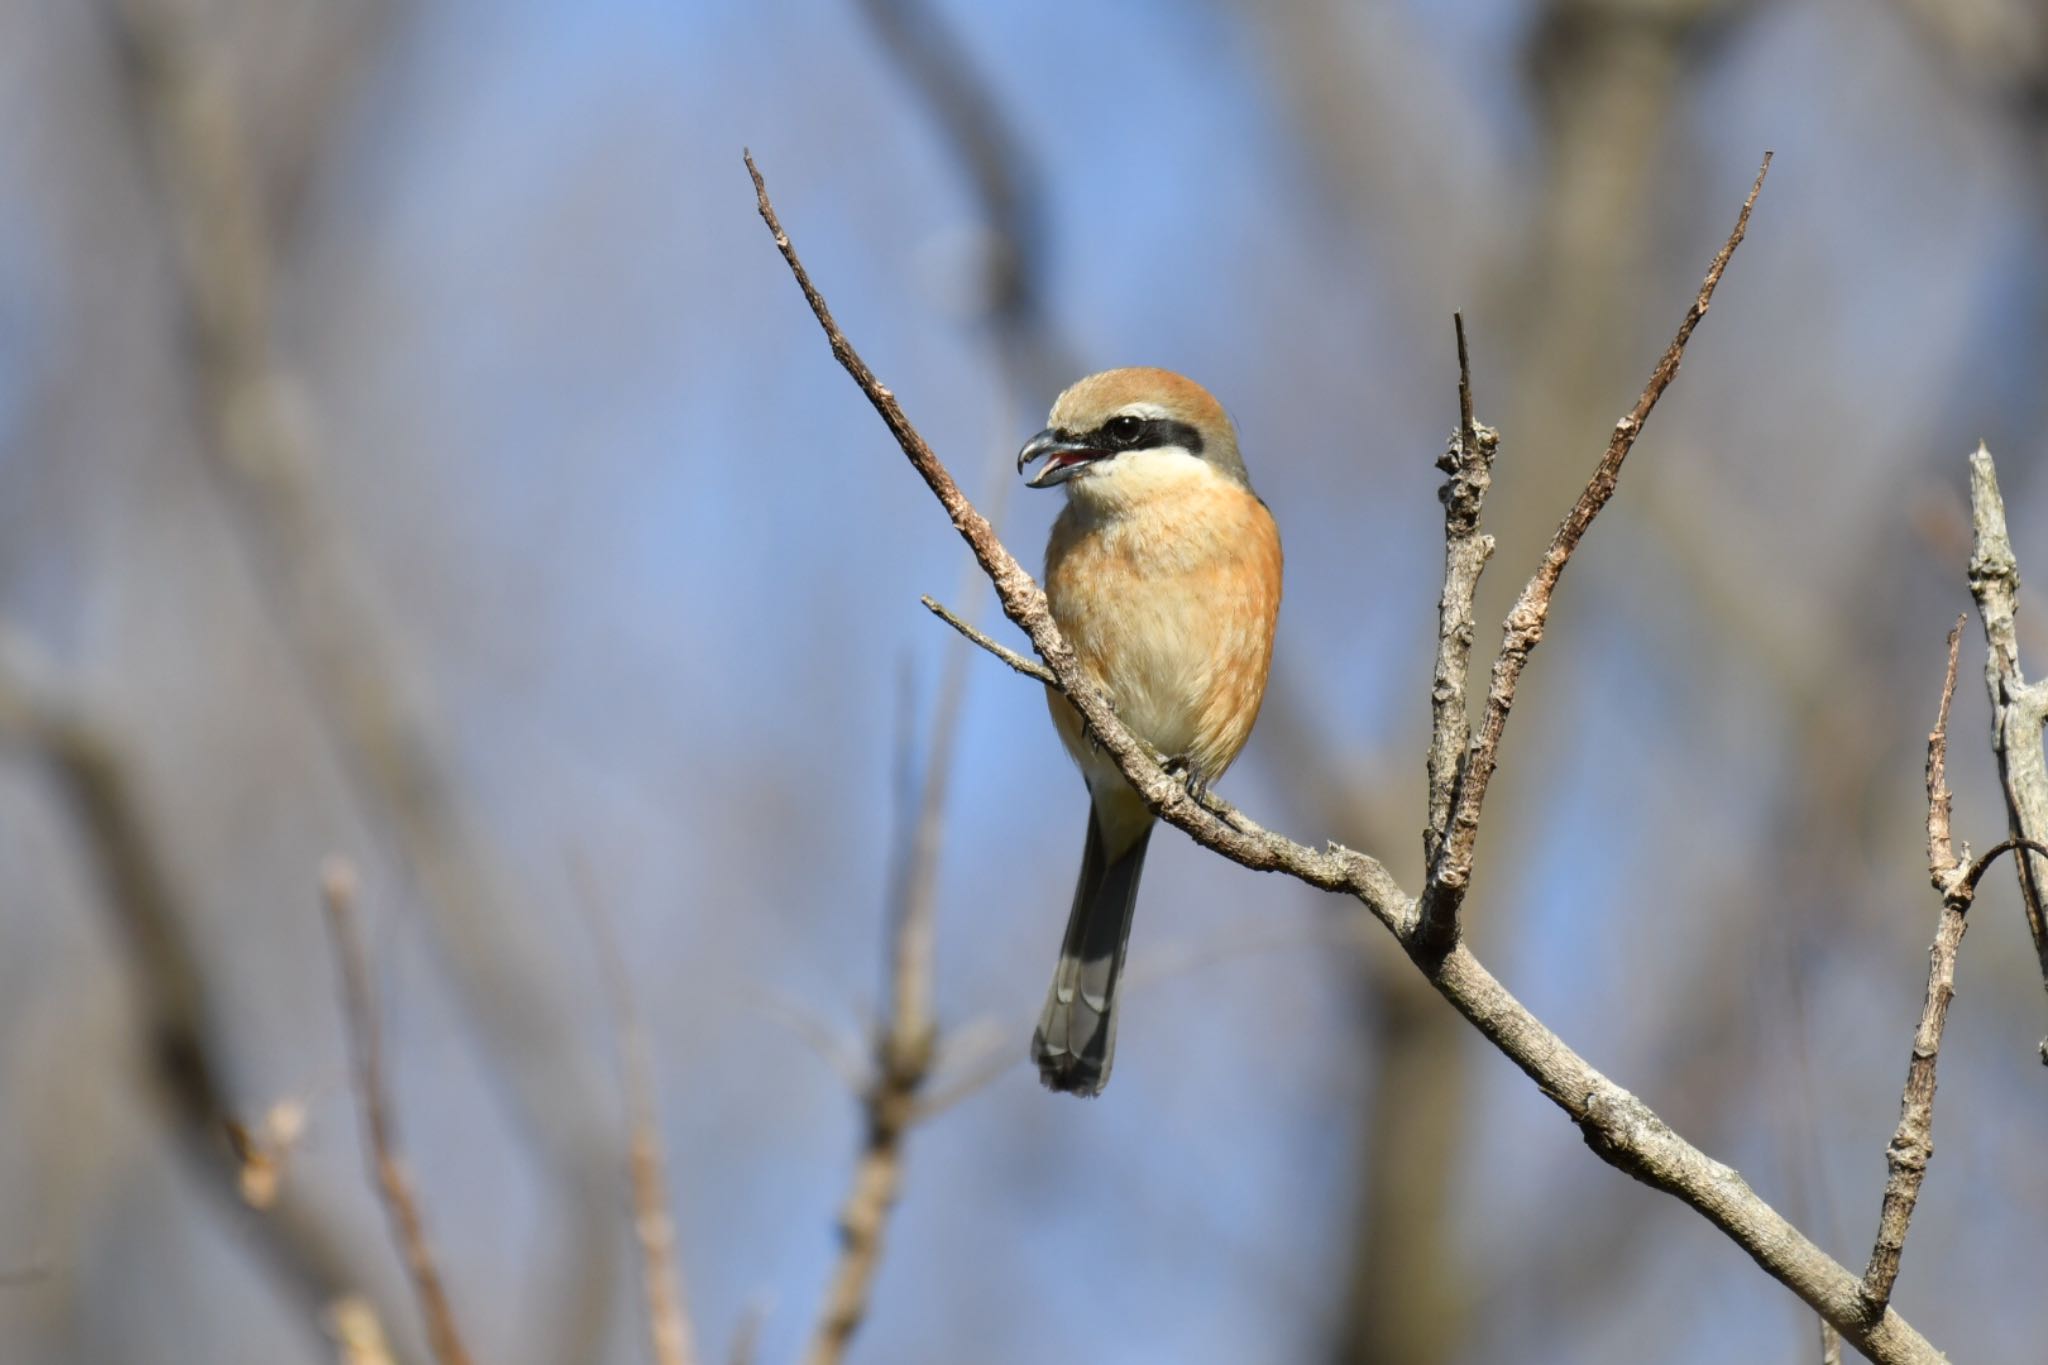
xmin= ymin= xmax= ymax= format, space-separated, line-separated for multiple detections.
xmin=1106 ymin=415 xmax=1145 ymax=447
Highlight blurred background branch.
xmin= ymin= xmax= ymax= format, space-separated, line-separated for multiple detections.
xmin=320 ymin=861 xmax=477 ymax=1365
xmin=0 ymin=646 xmax=426 ymax=1365
xmin=8 ymin=2 xmax=2048 ymax=1362
xmin=99 ymin=1 xmax=624 ymax=1358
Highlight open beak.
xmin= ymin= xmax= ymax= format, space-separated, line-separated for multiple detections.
xmin=1017 ymin=429 xmax=1106 ymax=488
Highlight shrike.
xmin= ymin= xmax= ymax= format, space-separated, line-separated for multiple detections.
xmin=1017 ymin=368 xmax=1283 ymax=1096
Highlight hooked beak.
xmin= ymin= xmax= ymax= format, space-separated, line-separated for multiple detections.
xmin=1017 ymin=428 xmax=1107 ymax=488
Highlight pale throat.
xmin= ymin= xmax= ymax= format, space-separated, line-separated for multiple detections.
xmin=1060 ymin=447 xmax=1223 ymax=522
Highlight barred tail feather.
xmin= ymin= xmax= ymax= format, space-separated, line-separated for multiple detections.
xmin=1032 ymin=809 xmax=1153 ymax=1096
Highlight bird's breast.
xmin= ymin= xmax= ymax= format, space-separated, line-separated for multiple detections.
xmin=1042 ymin=470 xmax=1282 ymax=789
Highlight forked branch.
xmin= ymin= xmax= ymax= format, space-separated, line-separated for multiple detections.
xmin=750 ymin=150 xmax=1946 ymax=1362
xmin=1415 ymin=154 xmax=1771 ymax=944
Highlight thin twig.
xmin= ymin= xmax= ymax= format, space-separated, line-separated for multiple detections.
xmin=1965 ymin=443 xmax=2048 ymax=1056
xmin=575 ymin=869 xmax=699 ymax=1365
xmin=1862 ymin=619 xmax=1969 ymax=1309
xmin=1821 ymin=1318 xmax=1844 ymax=1365
xmin=752 ymin=151 xmax=1946 ymax=1364
xmin=1926 ymin=618 xmax=1967 ymax=882
xmin=320 ymin=861 xmax=477 ymax=1365
xmin=921 ymin=597 xmax=1057 ymax=685
xmin=1415 ymin=313 xmax=1499 ymax=952
xmin=1417 ymin=153 xmax=1772 ymax=941
xmin=1958 ymin=837 xmax=2048 ymax=893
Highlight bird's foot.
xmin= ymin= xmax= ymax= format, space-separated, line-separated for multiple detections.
xmin=1163 ymin=755 xmax=1215 ymax=804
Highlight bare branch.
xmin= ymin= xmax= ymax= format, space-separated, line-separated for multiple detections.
xmin=576 ymin=871 xmax=700 ymax=1365
xmin=1965 ymin=443 xmax=2048 ymax=1052
xmin=1958 ymin=837 xmax=2048 ymax=892
xmin=751 ymin=153 xmax=1372 ymax=899
xmin=1419 ymin=152 xmax=1773 ymax=940
xmin=751 ymin=151 xmax=1947 ymax=1363
xmin=1822 ymin=1319 xmax=1844 ymax=1365
xmin=1862 ymin=620 xmax=1971 ymax=1310
xmin=921 ymin=596 xmax=1058 ymax=685
xmin=1415 ymin=313 xmax=1499 ymax=953
xmin=320 ymin=861 xmax=477 ymax=1365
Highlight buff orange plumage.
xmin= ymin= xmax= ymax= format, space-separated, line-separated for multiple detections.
xmin=1017 ymin=368 xmax=1283 ymax=1095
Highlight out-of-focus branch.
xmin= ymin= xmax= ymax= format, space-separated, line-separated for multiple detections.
xmin=328 ymin=1296 xmax=401 ymax=1365
xmin=577 ymin=874 xmax=699 ymax=1365
xmin=1966 ymin=445 xmax=2048 ymax=1056
xmin=752 ymin=151 xmax=1949 ymax=1364
xmin=104 ymin=3 xmax=620 ymax=1352
xmin=320 ymin=861 xmax=477 ymax=1365
xmin=1886 ymin=0 xmax=2048 ymax=140
xmin=803 ymin=6 xmax=1080 ymax=1309
xmin=1417 ymin=153 xmax=1770 ymax=944
xmin=799 ymin=654 xmax=955 ymax=1365
xmin=0 ymin=654 xmax=423 ymax=1364
xmin=851 ymin=0 xmax=1078 ymax=403
xmin=1248 ymin=684 xmax=1473 ymax=1365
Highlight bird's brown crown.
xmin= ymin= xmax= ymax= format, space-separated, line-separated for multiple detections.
xmin=1045 ymin=368 xmax=1246 ymax=485
xmin=1048 ymin=368 xmax=1228 ymax=438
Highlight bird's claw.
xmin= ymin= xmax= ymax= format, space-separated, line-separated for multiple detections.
xmin=1163 ymin=755 xmax=1214 ymax=804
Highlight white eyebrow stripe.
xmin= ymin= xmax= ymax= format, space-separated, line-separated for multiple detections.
xmin=1113 ymin=403 xmax=1174 ymax=420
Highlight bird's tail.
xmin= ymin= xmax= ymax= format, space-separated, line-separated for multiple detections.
xmin=1033 ymin=804 xmax=1153 ymax=1096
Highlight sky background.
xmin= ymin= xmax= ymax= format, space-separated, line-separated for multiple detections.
xmin=4 ymin=1 xmax=2048 ymax=1362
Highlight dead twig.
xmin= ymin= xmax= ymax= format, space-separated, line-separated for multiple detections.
xmin=1862 ymin=619 xmax=1971 ymax=1310
xmin=920 ymin=596 xmax=1056 ymax=685
xmin=1416 ymin=152 xmax=1772 ymax=944
xmin=320 ymin=861 xmax=477 ymax=1365
xmin=1965 ymin=444 xmax=2048 ymax=1055
xmin=1860 ymin=616 xmax=2048 ymax=1311
xmin=1414 ymin=313 xmax=1499 ymax=953
xmin=751 ymin=149 xmax=1947 ymax=1363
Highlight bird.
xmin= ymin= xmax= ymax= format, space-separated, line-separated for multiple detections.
xmin=1016 ymin=367 xmax=1283 ymax=1096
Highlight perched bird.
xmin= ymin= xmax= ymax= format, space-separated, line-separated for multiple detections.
xmin=1017 ymin=368 xmax=1283 ymax=1096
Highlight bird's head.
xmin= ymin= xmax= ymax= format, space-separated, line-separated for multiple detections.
xmin=1017 ymin=368 xmax=1249 ymax=506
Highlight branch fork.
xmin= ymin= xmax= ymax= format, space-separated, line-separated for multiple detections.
xmin=754 ymin=147 xmax=1958 ymax=1363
